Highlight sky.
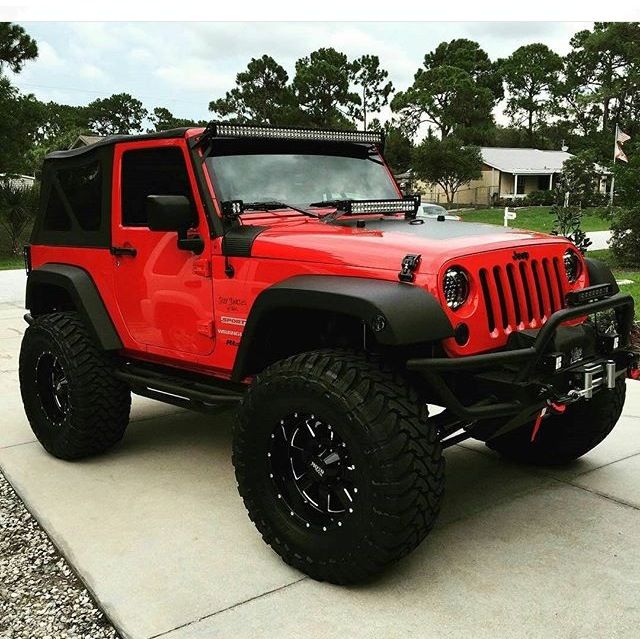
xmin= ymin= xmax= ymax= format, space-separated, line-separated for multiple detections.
xmin=8 ymin=21 xmax=593 ymax=125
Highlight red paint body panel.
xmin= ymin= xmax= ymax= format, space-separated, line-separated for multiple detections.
xmin=31 ymin=129 xmax=588 ymax=380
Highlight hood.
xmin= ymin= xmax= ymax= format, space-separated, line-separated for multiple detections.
xmin=248 ymin=216 xmax=571 ymax=274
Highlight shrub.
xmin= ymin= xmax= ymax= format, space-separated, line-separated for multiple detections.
xmin=549 ymin=205 xmax=592 ymax=254
xmin=0 ymin=180 xmax=39 ymax=255
xmin=610 ymin=206 xmax=640 ymax=268
xmin=524 ymin=190 xmax=555 ymax=206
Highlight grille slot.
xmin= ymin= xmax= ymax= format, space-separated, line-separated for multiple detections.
xmin=506 ymin=264 xmax=522 ymax=326
xmin=479 ymin=254 xmax=567 ymax=338
xmin=479 ymin=269 xmax=495 ymax=333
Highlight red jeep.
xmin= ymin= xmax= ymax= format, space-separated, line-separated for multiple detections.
xmin=19 ymin=124 xmax=639 ymax=584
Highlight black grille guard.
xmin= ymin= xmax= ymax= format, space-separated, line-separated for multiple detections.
xmin=407 ymin=292 xmax=637 ymax=422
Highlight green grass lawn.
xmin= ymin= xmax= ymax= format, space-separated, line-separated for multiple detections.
xmin=0 ymin=254 xmax=24 ymax=270
xmin=589 ymin=249 xmax=640 ymax=319
xmin=459 ymin=206 xmax=610 ymax=234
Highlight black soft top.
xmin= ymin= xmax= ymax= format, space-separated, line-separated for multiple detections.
xmin=45 ymin=128 xmax=194 ymax=161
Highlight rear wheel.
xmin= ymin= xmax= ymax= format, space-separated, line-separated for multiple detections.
xmin=19 ymin=312 xmax=131 ymax=460
xmin=487 ymin=380 xmax=626 ymax=465
xmin=233 ymin=349 xmax=444 ymax=584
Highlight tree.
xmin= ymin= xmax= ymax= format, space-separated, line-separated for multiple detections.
xmin=33 ymin=101 xmax=90 ymax=143
xmin=566 ymin=23 xmax=640 ymax=136
xmin=0 ymin=180 xmax=38 ymax=254
xmin=0 ymin=22 xmax=38 ymax=74
xmin=369 ymin=118 xmax=413 ymax=173
xmin=411 ymin=137 xmax=482 ymax=204
xmin=85 ymin=93 xmax=148 ymax=135
xmin=609 ymin=140 xmax=640 ymax=267
xmin=293 ymin=48 xmax=360 ymax=128
xmin=0 ymin=77 xmax=41 ymax=174
xmin=423 ymin=38 xmax=503 ymax=101
xmin=500 ymin=44 xmax=563 ymax=140
xmin=391 ymin=40 xmax=497 ymax=143
xmin=552 ymin=48 xmax=603 ymax=141
xmin=349 ymin=55 xmax=393 ymax=130
xmin=209 ymin=55 xmax=301 ymax=126
xmin=557 ymin=151 xmax=603 ymax=208
xmin=148 ymin=107 xmax=205 ymax=132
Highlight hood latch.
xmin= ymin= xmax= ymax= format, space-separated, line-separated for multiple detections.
xmin=398 ymin=254 xmax=421 ymax=283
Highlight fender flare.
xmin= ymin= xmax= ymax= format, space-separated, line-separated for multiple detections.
xmin=585 ymin=257 xmax=620 ymax=294
xmin=26 ymin=263 xmax=123 ymax=351
xmin=232 ymin=275 xmax=454 ymax=380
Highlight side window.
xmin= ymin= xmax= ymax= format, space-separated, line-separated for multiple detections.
xmin=121 ymin=147 xmax=193 ymax=226
xmin=43 ymin=161 xmax=102 ymax=232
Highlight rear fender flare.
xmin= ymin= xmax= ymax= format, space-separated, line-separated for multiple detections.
xmin=25 ymin=263 xmax=123 ymax=351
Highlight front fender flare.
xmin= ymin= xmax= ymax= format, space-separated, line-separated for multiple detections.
xmin=232 ymin=275 xmax=453 ymax=380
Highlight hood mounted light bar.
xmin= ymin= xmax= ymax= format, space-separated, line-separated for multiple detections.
xmin=336 ymin=195 xmax=420 ymax=218
xmin=197 ymin=122 xmax=384 ymax=150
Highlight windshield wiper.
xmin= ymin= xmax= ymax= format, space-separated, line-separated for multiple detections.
xmin=308 ymin=199 xmax=352 ymax=209
xmin=308 ymin=200 xmax=353 ymax=223
xmin=242 ymin=201 xmax=318 ymax=218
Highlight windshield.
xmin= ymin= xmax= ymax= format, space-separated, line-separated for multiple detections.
xmin=205 ymin=140 xmax=399 ymax=210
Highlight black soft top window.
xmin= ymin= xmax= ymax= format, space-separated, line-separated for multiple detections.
xmin=32 ymin=146 xmax=112 ymax=248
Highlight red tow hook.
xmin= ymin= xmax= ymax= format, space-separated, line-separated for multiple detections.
xmin=530 ymin=402 xmax=567 ymax=442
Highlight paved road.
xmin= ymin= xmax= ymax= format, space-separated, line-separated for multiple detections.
xmin=587 ymin=230 xmax=612 ymax=251
xmin=1 ymin=288 xmax=640 ymax=638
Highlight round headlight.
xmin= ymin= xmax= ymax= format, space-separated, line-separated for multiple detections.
xmin=563 ymin=249 xmax=582 ymax=284
xmin=443 ymin=267 xmax=470 ymax=310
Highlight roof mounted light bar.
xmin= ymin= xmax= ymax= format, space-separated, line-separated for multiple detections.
xmin=200 ymin=122 xmax=384 ymax=149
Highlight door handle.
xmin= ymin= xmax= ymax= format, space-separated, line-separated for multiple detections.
xmin=110 ymin=245 xmax=137 ymax=257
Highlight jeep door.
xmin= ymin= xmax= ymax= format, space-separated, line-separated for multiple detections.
xmin=111 ymin=140 xmax=215 ymax=357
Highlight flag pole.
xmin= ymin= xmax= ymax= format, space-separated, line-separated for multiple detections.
xmin=609 ymin=124 xmax=618 ymax=207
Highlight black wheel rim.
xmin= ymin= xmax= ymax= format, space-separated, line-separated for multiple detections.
xmin=35 ymin=352 xmax=69 ymax=424
xmin=269 ymin=412 xmax=358 ymax=532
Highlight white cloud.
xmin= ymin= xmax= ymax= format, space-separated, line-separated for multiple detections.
xmin=12 ymin=21 xmax=594 ymax=122
xmin=155 ymin=59 xmax=235 ymax=93
xmin=78 ymin=63 xmax=107 ymax=80
xmin=36 ymin=40 xmax=63 ymax=68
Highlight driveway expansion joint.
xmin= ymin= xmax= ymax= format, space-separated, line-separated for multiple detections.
xmin=147 ymin=577 xmax=308 ymax=639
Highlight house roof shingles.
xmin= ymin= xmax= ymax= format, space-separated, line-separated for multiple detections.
xmin=70 ymin=135 xmax=105 ymax=149
xmin=480 ymin=147 xmax=573 ymax=175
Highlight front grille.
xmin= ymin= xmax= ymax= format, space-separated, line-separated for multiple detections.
xmin=479 ymin=257 xmax=566 ymax=335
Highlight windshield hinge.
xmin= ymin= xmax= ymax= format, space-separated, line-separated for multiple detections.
xmin=398 ymin=254 xmax=421 ymax=283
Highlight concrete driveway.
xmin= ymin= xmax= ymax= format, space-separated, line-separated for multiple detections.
xmin=1 ymin=270 xmax=640 ymax=639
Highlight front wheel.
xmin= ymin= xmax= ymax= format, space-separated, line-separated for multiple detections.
xmin=233 ymin=349 xmax=445 ymax=584
xmin=487 ymin=380 xmax=626 ymax=465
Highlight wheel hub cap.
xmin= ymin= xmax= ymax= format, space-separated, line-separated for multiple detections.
xmin=269 ymin=413 xmax=358 ymax=531
xmin=35 ymin=352 xmax=69 ymax=424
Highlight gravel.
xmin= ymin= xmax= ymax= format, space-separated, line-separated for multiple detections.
xmin=0 ymin=470 xmax=119 ymax=639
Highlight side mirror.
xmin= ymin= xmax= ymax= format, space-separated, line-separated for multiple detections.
xmin=145 ymin=195 xmax=204 ymax=255
xmin=146 ymin=195 xmax=195 ymax=232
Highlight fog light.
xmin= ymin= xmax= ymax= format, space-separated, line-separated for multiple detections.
xmin=454 ymin=323 xmax=469 ymax=345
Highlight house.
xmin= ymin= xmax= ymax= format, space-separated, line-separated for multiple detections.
xmin=417 ymin=147 xmax=607 ymax=206
xmin=69 ymin=135 xmax=104 ymax=150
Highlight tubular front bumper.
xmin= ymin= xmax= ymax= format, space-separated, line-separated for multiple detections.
xmin=407 ymin=292 xmax=638 ymax=423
